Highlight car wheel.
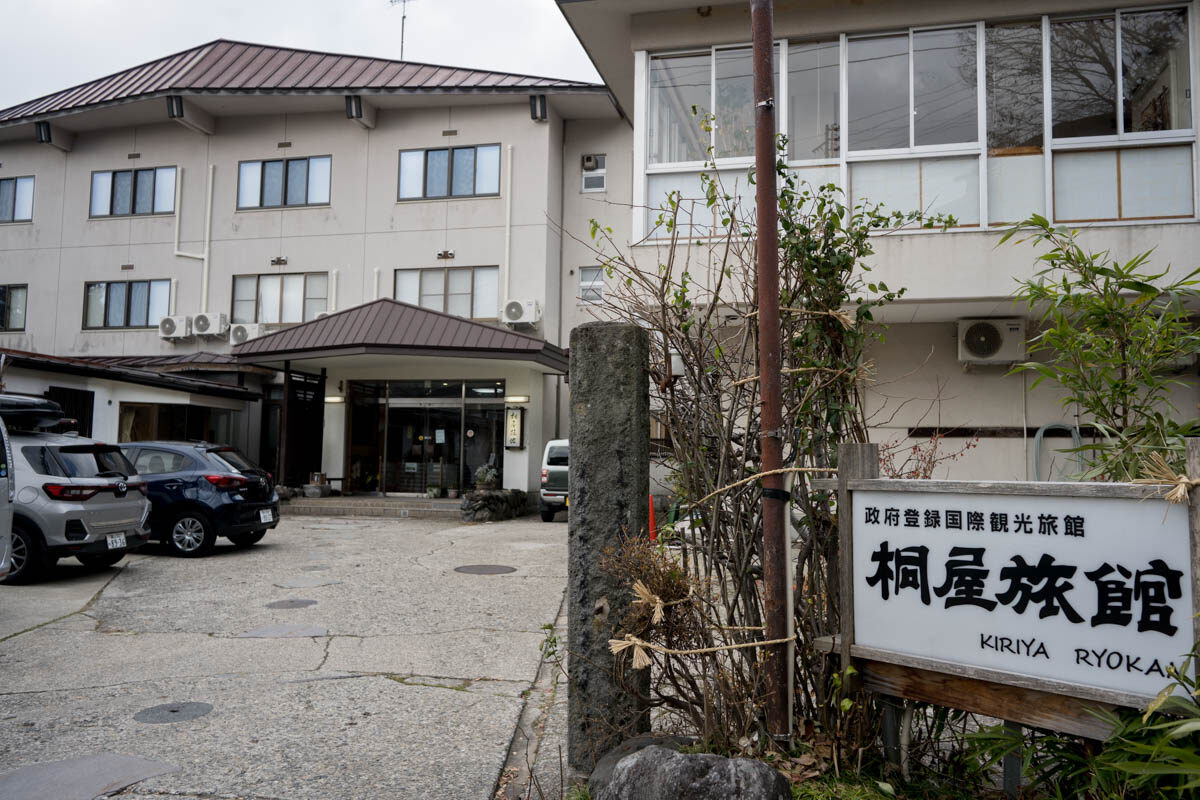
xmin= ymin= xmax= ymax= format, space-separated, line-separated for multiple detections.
xmin=77 ymin=551 xmax=125 ymax=568
xmin=3 ymin=521 xmax=47 ymax=585
xmin=228 ymin=530 xmax=266 ymax=548
xmin=166 ymin=511 xmax=216 ymax=557
xmin=540 ymin=508 xmax=556 ymax=522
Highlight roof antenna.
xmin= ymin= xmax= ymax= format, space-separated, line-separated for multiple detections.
xmin=388 ymin=0 xmax=421 ymax=61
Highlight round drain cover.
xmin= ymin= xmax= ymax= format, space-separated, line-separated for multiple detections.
xmin=454 ymin=564 xmax=517 ymax=575
xmin=266 ymin=599 xmax=318 ymax=609
xmin=134 ymin=701 xmax=213 ymax=724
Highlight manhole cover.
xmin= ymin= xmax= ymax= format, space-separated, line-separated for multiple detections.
xmin=133 ymin=702 xmax=213 ymax=724
xmin=454 ymin=564 xmax=517 ymax=575
xmin=301 ymin=565 xmax=331 ymax=572
xmin=266 ymin=599 xmax=317 ymax=609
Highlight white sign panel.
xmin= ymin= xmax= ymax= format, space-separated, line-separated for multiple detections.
xmin=853 ymin=490 xmax=1194 ymax=699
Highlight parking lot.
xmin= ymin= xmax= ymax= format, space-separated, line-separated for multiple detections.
xmin=0 ymin=515 xmax=568 ymax=800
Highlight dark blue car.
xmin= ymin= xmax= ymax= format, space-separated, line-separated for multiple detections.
xmin=119 ymin=442 xmax=279 ymax=557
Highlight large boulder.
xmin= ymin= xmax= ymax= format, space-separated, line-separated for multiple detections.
xmin=594 ymin=744 xmax=790 ymax=800
xmin=460 ymin=489 xmax=528 ymax=522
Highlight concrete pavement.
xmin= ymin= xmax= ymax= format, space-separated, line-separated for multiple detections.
xmin=0 ymin=515 xmax=570 ymax=800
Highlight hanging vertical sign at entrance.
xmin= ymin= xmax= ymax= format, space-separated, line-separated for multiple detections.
xmin=504 ymin=406 xmax=524 ymax=449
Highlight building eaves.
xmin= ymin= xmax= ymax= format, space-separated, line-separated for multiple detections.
xmin=0 ymin=38 xmax=608 ymax=127
xmin=231 ymin=298 xmax=569 ymax=373
xmin=0 ymin=349 xmax=260 ymax=401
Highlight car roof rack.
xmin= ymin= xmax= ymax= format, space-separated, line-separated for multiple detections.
xmin=0 ymin=394 xmax=66 ymax=431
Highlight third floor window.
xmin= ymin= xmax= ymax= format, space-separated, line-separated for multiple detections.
xmin=238 ymin=156 xmax=331 ymax=209
xmin=0 ymin=177 xmax=34 ymax=222
xmin=90 ymin=167 xmax=175 ymax=217
xmin=398 ymin=144 xmax=501 ymax=200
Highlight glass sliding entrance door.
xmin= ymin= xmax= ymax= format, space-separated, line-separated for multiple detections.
xmin=345 ymin=378 xmax=506 ymax=496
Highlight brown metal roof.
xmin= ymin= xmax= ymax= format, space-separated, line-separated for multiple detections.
xmin=231 ymin=299 xmax=568 ymax=372
xmin=0 ymin=39 xmax=603 ymax=125
xmin=0 ymin=348 xmax=258 ymax=401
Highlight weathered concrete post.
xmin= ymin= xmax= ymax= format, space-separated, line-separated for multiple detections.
xmin=568 ymin=321 xmax=652 ymax=772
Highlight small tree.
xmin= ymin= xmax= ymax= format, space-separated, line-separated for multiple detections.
xmin=1003 ymin=215 xmax=1200 ymax=480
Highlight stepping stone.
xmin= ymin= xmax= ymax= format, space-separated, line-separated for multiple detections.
xmin=0 ymin=753 xmax=178 ymax=800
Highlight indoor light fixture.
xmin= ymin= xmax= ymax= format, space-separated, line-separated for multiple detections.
xmin=325 ymin=396 xmax=345 ymax=404
xmin=504 ymin=395 xmax=530 ymax=404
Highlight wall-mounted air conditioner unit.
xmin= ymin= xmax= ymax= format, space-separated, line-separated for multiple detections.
xmin=158 ymin=315 xmax=192 ymax=340
xmin=229 ymin=323 xmax=265 ymax=345
xmin=192 ymin=312 xmax=229 ymax=337
xmin=957 ymin=318 xmax=1026 ymax=365
xmin=502 ymin=299 xmax=542 ymax=327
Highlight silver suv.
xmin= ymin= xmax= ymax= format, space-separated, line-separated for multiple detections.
xmin=0 ymin=416 xmax=13 ymax=581
xmin=4 ymin=431 xmax=151 ymax=584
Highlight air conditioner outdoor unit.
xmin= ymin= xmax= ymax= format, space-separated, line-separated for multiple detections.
xmin=229 ymin=323 xmax=265 ymax=345
xmin=502 ymin=299 xmax=542 ymax=326
xmin=192 ymin=312 xmax=229 ymax=337
xmin=957 ymin=318 xmax=1026 ymax=365
xmin=158 ymin=315 xmax=192 ymax=340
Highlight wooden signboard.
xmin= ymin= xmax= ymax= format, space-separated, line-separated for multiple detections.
xmin=830 ymin=441 xmax=1200 ymax=742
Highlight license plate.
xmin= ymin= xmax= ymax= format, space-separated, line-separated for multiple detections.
xmin=106 ymin=533 xmax=126 ymax=550
xmin=259 ymin=509 xmax=274 ymax=523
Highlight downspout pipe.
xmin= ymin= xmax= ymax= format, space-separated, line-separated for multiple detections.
xmin=503 ymin=144 xmax=514 ymax=302
xmin=173 ymin=165 xmax=214 ymax=312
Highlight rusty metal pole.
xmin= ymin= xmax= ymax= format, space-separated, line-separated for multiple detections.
xmin=751 ymin=0 xmax=789 ymax=738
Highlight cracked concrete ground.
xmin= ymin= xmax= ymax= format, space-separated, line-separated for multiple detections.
xmin=0 ymin=515 xmax=568 ymax=800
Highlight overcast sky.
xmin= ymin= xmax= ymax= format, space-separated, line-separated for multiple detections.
xmin=0 ymin=0 xmax=600 ymax=109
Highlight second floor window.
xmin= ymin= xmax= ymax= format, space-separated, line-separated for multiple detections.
xmin=398 ymin=144 xmax=501 ymax=200
xmin=90 ymin=167 xmax=175 ymax=217
xmin=84 ymin=279 xmax=170 ymax=329
xmin=394 ymin=266 xmax=498 ymax=320
xmin=232 ymin=272 xmax=328 ymax=324
xmin=0 ymin=284 xmax=27 ymax=331
xmin=578 ymin=267 xmax=604 ymax=303
xmin=0 ymin=177 xmax=34 ymax=222
xmin=238 ymin=156 xmax=331 ymax=209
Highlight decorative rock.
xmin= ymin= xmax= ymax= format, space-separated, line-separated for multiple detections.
xmin=302 ymin=483 xmax=333 ymax=498
xmin=460 ymin=489 xmax=528 ymax=522
xmin=588 ymin=735 xmax=692 ymax=798
xmin=595 ymin=745 xmax=790 ymax=800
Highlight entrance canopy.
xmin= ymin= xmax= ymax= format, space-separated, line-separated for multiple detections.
xmin=231 ymin=298 xmax=568 ymax=373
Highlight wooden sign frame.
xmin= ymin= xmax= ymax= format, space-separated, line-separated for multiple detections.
xmin=827 ymin=441 xmax=1200 ymax=742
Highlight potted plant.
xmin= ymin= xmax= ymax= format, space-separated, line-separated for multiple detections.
xmin=474 ymin=464 xmax=498 ymax=490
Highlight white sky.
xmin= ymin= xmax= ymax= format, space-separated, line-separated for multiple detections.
xmin=0 ymin=0 xmax=600 ymax=109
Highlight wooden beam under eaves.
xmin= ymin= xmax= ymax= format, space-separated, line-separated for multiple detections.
xmin=34 ymin=122 xmax=74 ymax=152
xmin=344 ymin=95 xmax=376 ymax=129
xmin=165 ymin=96 xmax=214 ymax=135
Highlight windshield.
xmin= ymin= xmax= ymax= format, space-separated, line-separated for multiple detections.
xmin=55 ymin=445 xmax=136 ymax=478
xmin=546 ymin=446 xmax=568 ymax=467
xmin=209 ymin=448 xmax=257 ymax=473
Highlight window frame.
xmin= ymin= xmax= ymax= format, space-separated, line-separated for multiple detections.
xmin=0 ymin=176 xmax=34 ymax=223
xmin=0 ymin=283 xmax=28 ymax=331
xmin=81 ymin=279 xmax=170 ymax=330
xmin=578 ymin=267 xmax=605 ymax=304
xmin=392 ymin=266 xmax=500 ymax=321
xmin=229 ymin=272 xmax=329 ymax=324
xmin=581 ymin=154 xmax=607 ymax=192
xmin=396 ymin=143 xmax=503 ymax=201
xmin=635 ymin=3 xmax=1198 ymax=240
xmin=88 ymin=167 xmax=176 ymax=218
xmin=235 ymin=156 xmax=333 ymax=210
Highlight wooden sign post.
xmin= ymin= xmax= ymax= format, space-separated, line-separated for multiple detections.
xmin=828 ymin=440 xmax=1200 ymax=795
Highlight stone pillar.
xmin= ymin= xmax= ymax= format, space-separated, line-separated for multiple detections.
xmin=568 ymin=321 xmax=652 ymax=772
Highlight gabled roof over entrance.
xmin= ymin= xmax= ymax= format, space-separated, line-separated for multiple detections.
xmin=231 ymin=299 xmax=569 ymax=373
xmin=0 ymin=39 xmax=604 ymax=127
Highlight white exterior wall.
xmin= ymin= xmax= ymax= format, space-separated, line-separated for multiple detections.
xmin=0 ymin=101 xmax=565 ymax=357
xmin=558 ymin=0 xmax=1200 ymax=481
